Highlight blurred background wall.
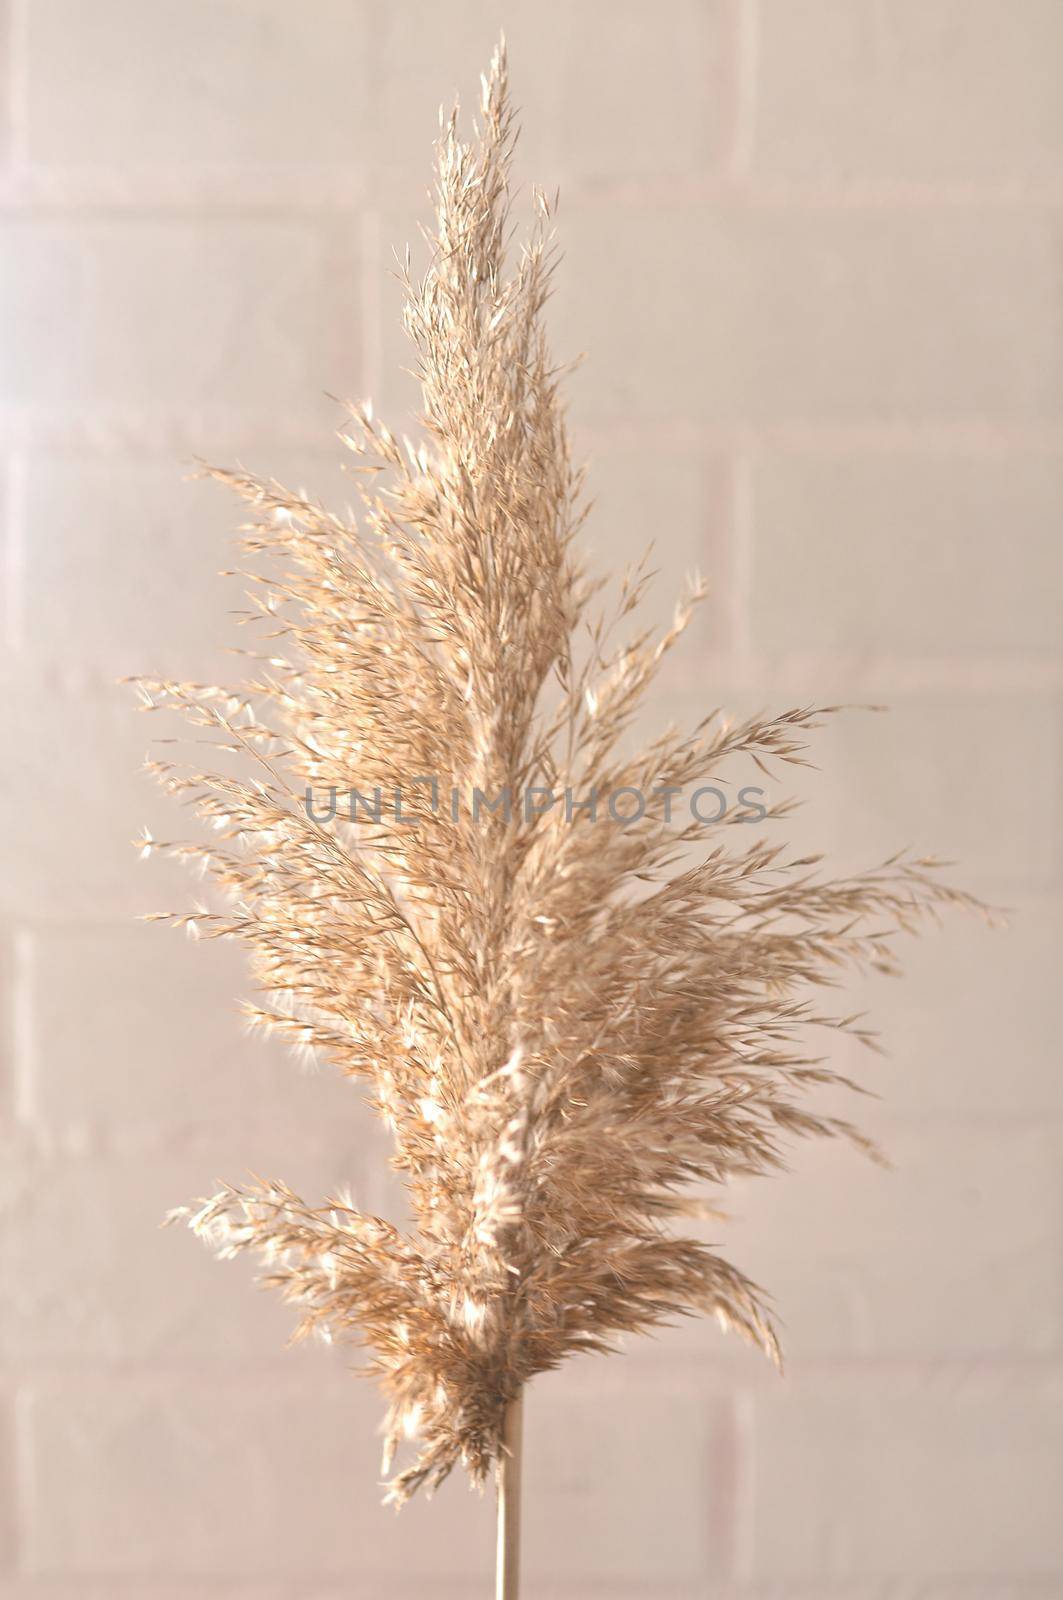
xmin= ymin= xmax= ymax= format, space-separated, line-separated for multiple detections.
xmin=1 ymin=2 xmax=1061 ymax=1596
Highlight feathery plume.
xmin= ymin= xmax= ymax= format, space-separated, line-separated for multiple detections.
xmin=134 ymin=44 xmax=987 ymax=1530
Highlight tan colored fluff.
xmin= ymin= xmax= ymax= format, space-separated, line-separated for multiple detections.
xmin=133 ymin=45 xmax=986 ymax=1502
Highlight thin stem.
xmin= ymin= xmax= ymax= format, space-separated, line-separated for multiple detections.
xmin=495 ymin=1392 xmax=524 ymax=1600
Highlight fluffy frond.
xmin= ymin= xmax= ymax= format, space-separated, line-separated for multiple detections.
xmin=141 ymin=44 xmax=989 ymax=1501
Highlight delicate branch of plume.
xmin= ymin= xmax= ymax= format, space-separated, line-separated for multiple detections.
xmin=135 ymin=45 xmax=990 ymax=1503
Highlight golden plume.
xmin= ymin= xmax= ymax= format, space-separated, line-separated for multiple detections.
xmin=133 ymin=45 xmax=986 ymax=1537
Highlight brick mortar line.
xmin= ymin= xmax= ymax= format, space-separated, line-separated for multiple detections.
xmin=5 ymin=417 xmax=1063 ymax=456
xmin=6 ymin=657 xmax=1061 ymax=694
xmin=4 ymin=1108 xmax=1060 ymax=1152
xmin=722 ymin=657 xmax=1063 ymax=690
xmin=9 ymin=1388 xmax=28 ymax=1581
xmin=6 ymin=0 xmax=29 ymax=174
xmin=2 ymin=455 xmax=25 ymax=654
xmin=10 ymin=933 xmax=33 ymax=1130
xmin=732 ymin=1387 xmax=757 ymax=1583
xmin=6 ymin=1354 xmax=1063 ymax=1384
xmin=727 ymin=0 xmax=759 ymax=181
xmin=0 ymin=1591 xmax=1047 ymax=1600
xmin=1 ymin=176 xmax=1062 ymax=212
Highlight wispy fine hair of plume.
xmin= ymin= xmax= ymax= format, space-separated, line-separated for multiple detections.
xmin=133 ymin=46 xmax=986 ymax=1502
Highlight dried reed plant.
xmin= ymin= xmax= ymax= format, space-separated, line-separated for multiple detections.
xmin=132 ymin=42 xmax=985 ymax=1595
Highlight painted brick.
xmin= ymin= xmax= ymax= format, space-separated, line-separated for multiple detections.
xmin=749 ymin=451 xmax=1063 ymax=659
xmin=0 ymin=680 xmax=209 ymax=919
xmin=0 ymin=935 xmax=12 ymax=1127
xmin=0 ymin=1400 xmax=12 ymax=1576
xmin=721 ymin=1121 xmax=1063 ymax=1359
xmin=0 ymin=3 xmax=9 ymax=170
xmin=748 ymin=1369 xmax=1063 ymax=1580
xmin=0 ymin=1142 xmax=361 ymax=1366
xmin=657 ymin=681 xmax=1062 ymax=895
xmin=24 ymin=0 xmax=369 ymax=170
xmin=753 ymin=0 xmax=1063 ymax=185
xmin=23 ymin=1374 xmax=493 ymax=1581
xmin=17 ymin=451 xmax=354 ymax=682
xmin=523 ymin=1363 xmax=728 ymax=1587
xmin=22 ymin=922 xmax=368 ymax=1154
xmin=366 ymin=0 xmax=729 ymax=202
xmin=764 ymin=689 xmax=1061 ymax=892
xmin=0 ymin=1587 xmax=291 ymax=1600
xmin=0 ymin=5 xmax=9 ymax=170
xmin=843 ymin=890 xmax=1063 ymax=1117
xmin=0 ymin=219 xmax=360 ymax=419
xmin=582 ymin=443 xmax=734 ymax=655
xmin=552 ymin=205 xmax=1063 ymax=425
xmin=0 ymin=461 xmax=12 ymax=659
xmin=544 ymin=0 xmax=730 ymax=186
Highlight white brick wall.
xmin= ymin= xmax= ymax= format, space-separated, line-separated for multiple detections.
xmin=2 ymin=2 xmax=1061 ymax=1595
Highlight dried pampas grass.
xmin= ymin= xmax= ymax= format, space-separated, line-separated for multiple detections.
xmin=132 ymin=40 xmax=986 ymax=1586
